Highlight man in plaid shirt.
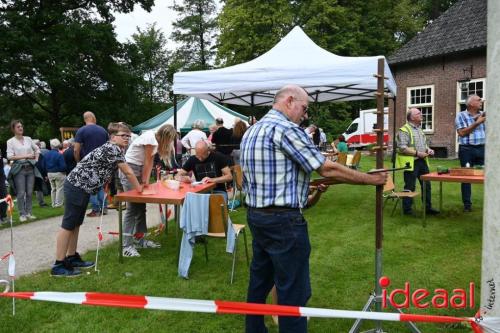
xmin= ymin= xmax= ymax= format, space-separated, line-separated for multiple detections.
xmin=240 ymin=84 xmax=386 ymax=333
xmin=455 ymin=94 xmax=485 ymax=212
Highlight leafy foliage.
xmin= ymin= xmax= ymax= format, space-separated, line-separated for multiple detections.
xmin=0 ymin=0 xmax=154 ymax=142
xmin=170 ymin=0 xmax=218 ymax=71
xmin=216 ymin=0 xmax=294 ymax=66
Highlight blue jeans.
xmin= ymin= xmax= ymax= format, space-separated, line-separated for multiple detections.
xmin=89 ymin=187 xmax=107 ymax=212
xmin=245 ymin=208 xmax=311 ymax=333
xmin=458 ymin=145 xmax=485 ymax=208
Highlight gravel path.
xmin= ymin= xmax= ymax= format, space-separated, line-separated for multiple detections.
xmin=0 ymin=205 xmax=163 ymax=279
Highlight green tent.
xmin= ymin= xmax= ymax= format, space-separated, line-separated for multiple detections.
xmin=133 ymin=97 xmax=248 ymax=133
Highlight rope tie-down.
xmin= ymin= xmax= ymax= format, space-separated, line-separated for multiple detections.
xmin=0 ymin=286 xmax=497 ymax=333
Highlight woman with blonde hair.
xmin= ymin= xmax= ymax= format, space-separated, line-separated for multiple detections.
xmin=120 ymin=124 xmax=177 ymax=257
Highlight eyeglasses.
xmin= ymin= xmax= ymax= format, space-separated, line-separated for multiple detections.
xmin=293 ymin=97 xmax=309 ymax=114
xmin=116 ymin=133 xmax=131 ymax=139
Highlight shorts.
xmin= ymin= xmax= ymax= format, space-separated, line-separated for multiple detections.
xmin=61 ymin=180 xmax=90 ymax=231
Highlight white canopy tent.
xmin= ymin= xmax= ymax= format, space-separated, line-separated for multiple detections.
xmin=173 ymin=26 xmax=397 ymax=106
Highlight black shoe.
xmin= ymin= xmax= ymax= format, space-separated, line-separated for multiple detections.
xmin=464 ymin=206 xmax=472 ymax=212
xmin=427 ymin=208 xmax=440 ymax=215
xmin=66 ymin=253 xmax=95 ymax=269
xmin=51 ymin=260 xmax=81 ymax=277
xmin=39 ymin=203 xmax=49 ymax=207
xmin=403 ymin=211 xmax=417 ymax=217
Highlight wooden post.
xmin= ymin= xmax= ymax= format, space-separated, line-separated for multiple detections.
xmin=374 ymin=58 xmax=385 ymax=321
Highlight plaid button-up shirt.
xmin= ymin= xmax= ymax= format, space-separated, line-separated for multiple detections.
xmin=240 ymin=109 xmax=326 ymax=209
xmin=455 ymin=111 xmax=486 ymax=145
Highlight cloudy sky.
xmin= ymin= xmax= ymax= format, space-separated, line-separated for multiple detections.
xmin=113 ymin=3 xmax=176 ymax=44
xmin=113 ymin=1 xmax=221 ymax=49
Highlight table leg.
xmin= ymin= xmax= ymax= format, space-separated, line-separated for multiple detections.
xmin=439 ymin=182 xmax=443 ymax=211
xmin=423 ymin=181 xmax=426 ymax=227
xmin=175 ymin=204 xmax=180 ymax=263
xmin=164 ymin=204 xmax=169 ymax=235
xmin=119 ymin=201 xmax=123 ymax=263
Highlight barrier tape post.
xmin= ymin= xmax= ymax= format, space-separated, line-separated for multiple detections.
xmin=0 ymin=291 xmax=493 ymax=332
xmin=94 ymin=192 xmax=108 ymax=274
xmin=3 ymin=195 xmax=16 ymax=315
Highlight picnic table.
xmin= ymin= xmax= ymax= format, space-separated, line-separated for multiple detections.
xmin=420 ymin=172 xmax=484 ymax=226
xmin=114 ymin=181 xmax=216 ymax=262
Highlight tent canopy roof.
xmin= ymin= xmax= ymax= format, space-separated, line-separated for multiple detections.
xmin=132 ymin=97 xmax=249 ymax=133
xmin=173 ymin=26 xmax=397 ymax=106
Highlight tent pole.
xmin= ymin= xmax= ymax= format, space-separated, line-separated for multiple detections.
xmin=392 ymin=97 xmax=397 ymax=172
xmin=173 ymin=94 xmax=178 ymax=131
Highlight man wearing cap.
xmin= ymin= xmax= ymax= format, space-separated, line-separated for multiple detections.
xmin=211 ymin=117 xmax=234 ymax=158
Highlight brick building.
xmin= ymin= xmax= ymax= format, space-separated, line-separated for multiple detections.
xmin=388 ymin=0 xmax=486 ymax=158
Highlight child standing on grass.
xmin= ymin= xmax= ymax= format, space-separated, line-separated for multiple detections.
xmin=51 ymin=122 xmax=142 ymax=277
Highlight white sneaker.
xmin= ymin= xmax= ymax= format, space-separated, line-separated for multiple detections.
xmin=136 ymin=239 xmax=161 ymax=249
xmin=123 ymin=246 xmax=141 ymax=257
xmin=26 ymin=214 xmax=37 ymax=220
xmin=19 ymin=215 xmax=27 ymax=222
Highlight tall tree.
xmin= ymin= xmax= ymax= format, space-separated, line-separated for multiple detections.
xmin=421 ymin=0 xmax=459 ymax=20
xmin=216 ymin=0 xmax=294 ymax=66
xmin=170 ymin=0 xmax=217 ymax=71
xmin=127 ymin=24 xmax=170 ymax=104
xmin=0 ymin=0 xmax=154 ymax=139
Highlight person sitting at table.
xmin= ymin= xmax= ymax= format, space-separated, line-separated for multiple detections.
xmin=120 ymin=124 xmax=177 ymax=258
xmin=176 ymin=140 xmax=232 ymax=201
xmin=334 ymin=135 xmax=348 ymax=153
xmin=51 ymin=122 xmax=143 ymax=277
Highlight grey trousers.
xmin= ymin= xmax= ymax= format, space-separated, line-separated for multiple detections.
xmin=120 ymin=163 xmax=147 ymax=247
xmin=14 ymin=167 xmax=35 ymax=216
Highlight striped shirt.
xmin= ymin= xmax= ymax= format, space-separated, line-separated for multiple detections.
xmin=240 ymin=109 xmax=325 ymax=209
xmin=455 ymin=111 xmax=486 ymax=145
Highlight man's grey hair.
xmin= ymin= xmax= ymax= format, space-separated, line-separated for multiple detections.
xmin=192 ymin=119 xmax=205 ymax=130
xmin=466 ymin=94 xmax=480 ymax=107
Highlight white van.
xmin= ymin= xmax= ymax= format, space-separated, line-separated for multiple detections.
xmin=343 ymin=108 xmax=388 ymax=148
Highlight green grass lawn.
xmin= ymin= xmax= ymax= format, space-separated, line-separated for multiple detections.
xmin=0 ymin=195 xmax=65 ymax=230
xmin=0 ymin=157 xmax=483 ymax=332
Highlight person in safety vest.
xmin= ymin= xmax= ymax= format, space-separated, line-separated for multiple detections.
xmin=396 ymin=108 xmax=440 ymax=216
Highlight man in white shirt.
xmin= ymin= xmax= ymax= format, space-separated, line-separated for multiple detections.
xmin=181 ymin=120 xmax=207 ymax=155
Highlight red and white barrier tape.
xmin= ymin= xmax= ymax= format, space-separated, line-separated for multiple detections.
xmin=0 ymin=252 xmax=15 ymax=278
xmin=0 ymin=290 xmax=496 ymax=332
xmin=0 ymin=195 xmax=14 ymax=215
xmin=96 ymin=228 xmax=151 ymax=240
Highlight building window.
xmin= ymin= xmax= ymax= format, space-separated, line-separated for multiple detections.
xmin=457 ymin=78 xmax=486 ymax=112
xmin=407 ymin=85 xmax=434 ymax=132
